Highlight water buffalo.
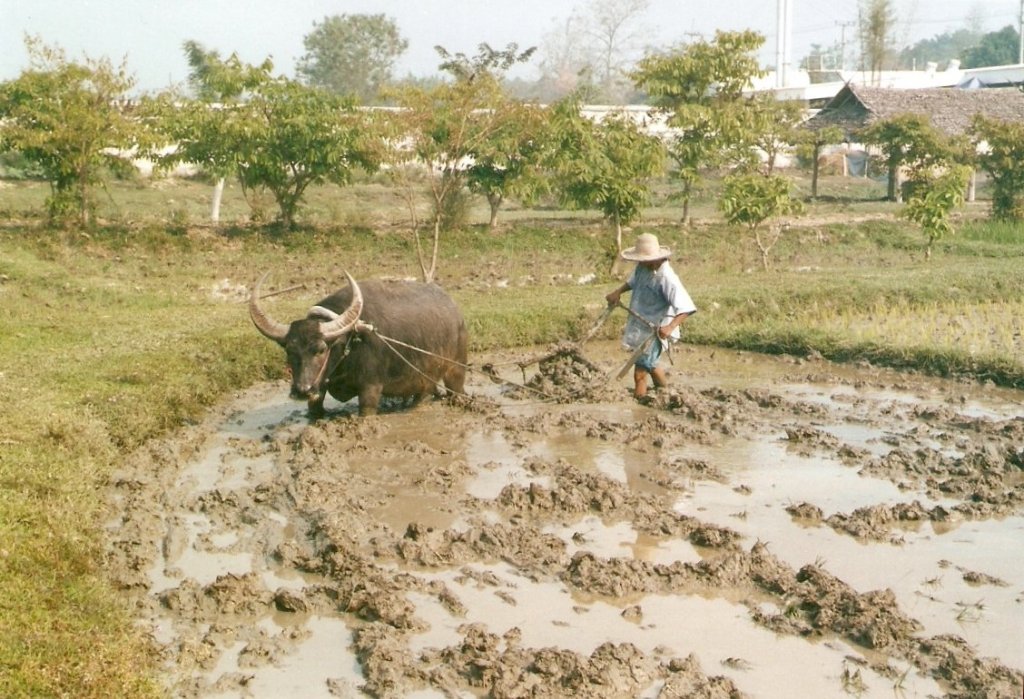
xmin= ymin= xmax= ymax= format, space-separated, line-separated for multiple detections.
xmin=250 ymin=272 xmax=468 ymax=416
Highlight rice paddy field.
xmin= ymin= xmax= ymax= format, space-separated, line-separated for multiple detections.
xmin=0 ymin=172 xmax=1021 ymax=697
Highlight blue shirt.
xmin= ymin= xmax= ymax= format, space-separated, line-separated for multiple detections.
xmin=623 ymin=261 xmax=696 ymax=349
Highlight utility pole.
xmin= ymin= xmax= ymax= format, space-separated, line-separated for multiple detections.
xmin=1019 ymin=0 xmax=1023 ymax=65
xmin=837 ymin=20 xmax=855 ymax=71
xmin=776 ymin=0 xmax=793 ymax=87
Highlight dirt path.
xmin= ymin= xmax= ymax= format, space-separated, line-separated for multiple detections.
xmin=106 ymin=343 xmax=1024 ymax=698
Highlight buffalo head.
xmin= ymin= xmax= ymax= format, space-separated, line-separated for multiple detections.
xmin=249 ymin=272 xmax=363 ymax=408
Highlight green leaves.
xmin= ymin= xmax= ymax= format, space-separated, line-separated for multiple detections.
xmin=148 ymin=51 xmax=382 ymax=229
xmin=296 ymin=14 xmax=408 ymax=104
xmin=0 ymin=38 xmax=142 ymax=226
xmin=548 ymin=101 xmax=664 ymax=231
xmin=719 ymin=172 xmax=803 ymax=270
xmin=972 ymin=115 xmax=1024 ymax=221
xmin=720 ymin=173 xmax=802 ymax=230
xmin=859 ymin=114 xmax=959 ymax=202
xmin=630 ymin=31 xmax=767 ymax=218
xmin=901 ymin=165 xmax=969 ymax=244
xmin=631 ymin=30 xmax=765 ymax=109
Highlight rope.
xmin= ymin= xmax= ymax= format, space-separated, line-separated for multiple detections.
xmin=366 ymin=328 xmax=592 ymax=404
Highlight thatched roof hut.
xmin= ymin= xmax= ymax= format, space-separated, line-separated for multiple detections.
xmin=804 ymin=84 xmax=1024 ymax=138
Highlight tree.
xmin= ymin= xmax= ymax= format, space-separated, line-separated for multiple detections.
xmin=897 ymin=28 xmax=980 ymax=70
xmin=548 ymin=96 xmax=665 ymax=265
xmin=152 ymin=55 xmax=383 ymax=229
xmin=535 ymin=0 xmax=649 ymax=104
xmin=961 ymin=25 xmax=1021 ymax=69
xmin=745 ymin=96 xmax=806 ymax=176
xmin=387 ymin=43 xmax=535 ymax=282
xmin=794 ymin=124 xmax=845 ymax=199
xmin=296 ymin=14 xmax=407 ymax=103
xmin=179 ymin=40 xmax=268 ymax=222
xmin=582 ymin=0 xmax=651 ymax=103
xmin=535 ymin=15 xmax=596 ymax=103
xmin=233 ymin=80 xmax=383 ymax=229
xmin=719 ymin=173 xmax=803 ymax=271
xmin=901 ymin=165 xmax=970 ymax=259
xmin=631 ymin=30 xmax=765 ymax=221
xmin=972 ymin=115 xmax=1024 ymax=221
xmin=0 ymin=37 xmax=147 ymax=226
xmin=858 ymin=0 xmax=897 ymax=83
xmin=859 ymin=114 xmax=952 ymax=202
xmin=464 ymin=101 xmax=551 ymax=229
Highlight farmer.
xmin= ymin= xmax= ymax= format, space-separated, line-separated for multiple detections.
xmin=605 ymin=233 xmax=696 ymax=399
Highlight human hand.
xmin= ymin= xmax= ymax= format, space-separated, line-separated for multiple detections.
xmin=605 ymin=291 xmax=620 ymax=307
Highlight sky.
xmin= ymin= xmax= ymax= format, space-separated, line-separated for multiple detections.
xmin=1 ymin=0 xmax=1020 ymax=95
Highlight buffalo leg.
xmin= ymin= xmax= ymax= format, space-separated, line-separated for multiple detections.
xmin=358 ymin=384 xmax=383 ymax=416
xmin=444 ymin=366 xmax=466 ymax=396
xmin=307 ymin=395 xmax=326 ymax=419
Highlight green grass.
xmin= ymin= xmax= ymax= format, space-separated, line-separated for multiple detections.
xmin=0 ymin=176 xmax=1023 ymax=696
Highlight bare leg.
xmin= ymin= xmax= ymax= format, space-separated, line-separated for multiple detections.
xmin=650 ymin=367 xmax=668 ymax=389
xmin=633 ymin=367 xmax=649 ymax=398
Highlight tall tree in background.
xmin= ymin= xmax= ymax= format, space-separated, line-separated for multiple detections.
xmin=0 ymin=37 xmax=147 ymax=226
xmin=537 ymin=0 xmax=650 ymax=103
xmin=536 ymin=15 xmax=597 ymax=103
xmin=465 ymin=101 xmax=551 ymax=229
xmin=961 ymin=25 xmax=1021 ymax=68
xmin=858 ymin=0 xmax=897 ymax=83
xmin=897 ymin=28 xmax=981 ymax=70
xmin=583 ymin=0 xmax=650 ymax=103
xmin=972 ymin=115 xmax=1024 ymax=221
xmin=296 ymin=14 xmax=407 ymax=103
xmin=859 ymin=114 xmax=953 ymax=202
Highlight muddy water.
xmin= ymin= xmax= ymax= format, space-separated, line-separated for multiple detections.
xmin=106 ymin=343 xmax=1024 ymax=698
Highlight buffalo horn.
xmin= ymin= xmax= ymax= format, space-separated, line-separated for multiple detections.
xmin=319 ymin=272 xmax=363 ymax=341
xmin=249 ymin=272 xmax=290 ymax=343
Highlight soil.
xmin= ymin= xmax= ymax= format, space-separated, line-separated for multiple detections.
xmin=105 ymin=342 xmax=1024 ymax=698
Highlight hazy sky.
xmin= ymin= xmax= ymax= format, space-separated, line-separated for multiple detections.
xmin=1 ymin=0 xmax=1019 ymax=94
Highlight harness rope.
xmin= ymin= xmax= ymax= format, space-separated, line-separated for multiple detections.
xmin=370 ymin=329 xmax=564 ymax=403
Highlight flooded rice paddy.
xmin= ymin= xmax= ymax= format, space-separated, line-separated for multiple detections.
xmin=106 ymin=343 xmax=1024 ymax=697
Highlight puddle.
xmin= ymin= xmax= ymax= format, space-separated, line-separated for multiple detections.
xmin=108 ymin=345 xmax=1024 ymax=697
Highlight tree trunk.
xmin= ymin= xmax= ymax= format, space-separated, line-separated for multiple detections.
xmin=811 ymin=143 xmax=821 ymax=199
xmin=428 ymin=217 xmax=441 ymax=283
xmin=211 ymin=178 xmax=225 ymax=223
xmin=610 ymin=212 xmax=624 ymax=275
xmin=487 ymin=193 xmax=502 ymax=229
xmin=967 ymin=170 xmax=976 ymax=203
xmin=755 ymin=229 xmax=771 ymax=271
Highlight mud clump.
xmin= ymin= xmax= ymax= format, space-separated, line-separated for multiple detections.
xmin=825 ymin=500 xmax=939 ymax=543
xmin=509 ymin=344 xmax=613 ymax=403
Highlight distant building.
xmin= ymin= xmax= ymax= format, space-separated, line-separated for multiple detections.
xmin=803 ymin=83 xmax=1024 ymax=140
xmin=753 ymin=62 xmax=1024 ymax=107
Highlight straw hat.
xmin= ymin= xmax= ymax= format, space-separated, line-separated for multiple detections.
xmin=620 ymin=233 xmax=672 ymax=261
